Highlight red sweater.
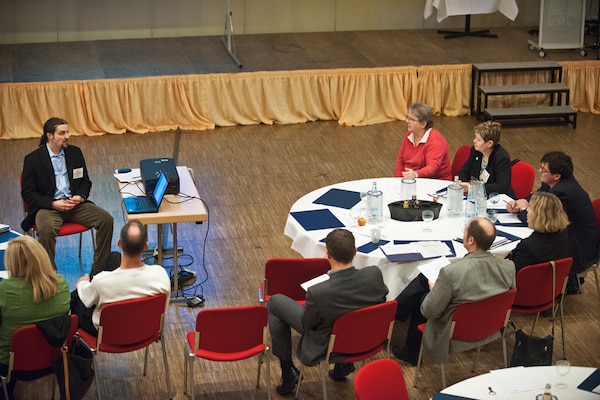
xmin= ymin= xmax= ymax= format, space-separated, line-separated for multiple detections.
xmin=395 ymin=128 xmax=453 ymax=181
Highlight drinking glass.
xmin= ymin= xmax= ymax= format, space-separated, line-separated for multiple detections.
xmin=487 ymin=209 xmax=498 ymax=223
xmin=555 ymin=359 xmax=570 ymax=389
xmin=349 ymin=206 xmax=361 ymax=227
xmin=422 ymin=210 xmax=434 ymax=232
xmin=488 ymin=192 xmax=500 ymax=207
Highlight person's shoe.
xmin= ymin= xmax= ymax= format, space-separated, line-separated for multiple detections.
xmin=276 ymin=366 xmax=300 ymax=396
xmin=392 ymin=345 xmax=419 ymax=366
xmin=328 ymin=362 xmax=355 ymax=381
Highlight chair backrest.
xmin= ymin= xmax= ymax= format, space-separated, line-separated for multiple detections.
xmin=593 ymin=198 xmax=600 ymax=233
xmin=263 ymin=258 xmax=330 ymax=302
xmin=512 ymin=258 xmax=572 ymax=313
xmin=510 ymin=159 xmax=536 ymax=199
xmin=97 ymin=293 xmax=167 ymax=353
xmin=9 ymin=314 xmax=78 ymax=373
xmin=451 ymin=289 xmax=516 ymax=341
xmin=353 ymin=358 xmax=409 ymax=400
xmin=451 ymin=145 xmax=471 ymax=177
xmin=328 ymin=301 xmax=397 ymax=363
xmin=193 ymin=305 xmax=267 ymax=357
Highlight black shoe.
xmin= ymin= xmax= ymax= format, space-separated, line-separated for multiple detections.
xmin=276 ymin=366 xmax=300 ymax=396
xmin=392 ymin=345 xmax=419 ymax=366
xmin=328 ymin=362 xmax=355 ymax=381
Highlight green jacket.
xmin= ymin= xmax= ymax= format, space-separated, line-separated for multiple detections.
xmin=0 ymin=274 xmax=70 ymax=364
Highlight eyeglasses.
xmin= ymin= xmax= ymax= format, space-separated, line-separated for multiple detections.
xmin=405 ymin=116 xmax=420 ymax=123
xmin=539 ymin=166 xmax=551 ymax=174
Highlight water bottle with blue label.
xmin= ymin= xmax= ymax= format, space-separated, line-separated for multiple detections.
xmin=366 ymin=181 xmax=383 ymax=225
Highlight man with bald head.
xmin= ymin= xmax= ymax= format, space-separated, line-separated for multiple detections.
xmin=393 ymin=217 xmax=515 ymax=365
xmin=74 ymin=219 xmax=171 ymax=336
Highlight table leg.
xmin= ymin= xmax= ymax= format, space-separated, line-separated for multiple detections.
xmin=437 ymin=15 xmax=498 ymax=39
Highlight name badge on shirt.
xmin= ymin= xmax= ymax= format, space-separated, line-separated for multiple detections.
xmin=73 ymin=167 xmax=84 ymax=180
xmin=481 ymin=169 xmax=490 ymax=183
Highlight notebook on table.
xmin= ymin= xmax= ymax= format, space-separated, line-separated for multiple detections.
xmin=123 ymin=172 xmax=168 ymax=214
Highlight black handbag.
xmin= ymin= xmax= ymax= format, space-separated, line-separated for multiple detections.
xmin=388 ymin=200 xmax=443 ymax=221
xmin=52 ymin=336 xmax=95 ymax=400
xmin=509 ymin=260 xmax=558 ymax=367
xmin=510 ymin=329 xmax=554 ymax=366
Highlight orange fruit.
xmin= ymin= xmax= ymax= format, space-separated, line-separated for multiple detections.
xmin=357 ymin=217 xmax=366 ymax=226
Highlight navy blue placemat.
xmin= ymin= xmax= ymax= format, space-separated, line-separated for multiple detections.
xmin=578 ymin=368 xmax=600 ymax=393
xmin=291 ymin=209 xmax=345 ymax=231
xmin=357 ymin=240 xmax=391 ymax=254
xmin=433 ymin=393 xmax=477 ymax=400
xmin=381 ymin=240 xmax=456 ymax=263
xmin=312 ymin=188 xmax=362 ymax=210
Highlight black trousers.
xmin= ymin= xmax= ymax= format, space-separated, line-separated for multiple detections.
xmin=394 ymin=273 xmax=430 ymax=352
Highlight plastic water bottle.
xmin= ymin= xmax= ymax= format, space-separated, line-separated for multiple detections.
xmin=366 ymin=181 xmax=383 ymax=225
xmin=473 ymin=181 xmax=487 ymax=218
xmin=465 ymin=183 xmax=477 ymax=223
xmin=447 ymin=176 xmax=463 ymax=218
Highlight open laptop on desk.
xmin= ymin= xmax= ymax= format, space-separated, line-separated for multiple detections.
xmin=123 ymin=172 xmax=168 ymax=214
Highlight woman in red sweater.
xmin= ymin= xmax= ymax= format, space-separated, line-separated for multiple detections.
xmin=394 ymin=103 xmax=453 ymax=181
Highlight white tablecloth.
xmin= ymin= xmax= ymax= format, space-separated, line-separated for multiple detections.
xmin=424 ymin=0 xmax=519 ymax=23
xmin=442 ymin=366 xmax=599 ymax=399
xmin=284 ymin=178 xmax=531 ymax=300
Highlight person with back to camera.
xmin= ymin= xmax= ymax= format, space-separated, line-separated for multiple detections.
xmin=506 ymin=151 xmax=599 ymax=294
xmin=0 ymin=235 xmax=71 ymax=399
xmin=457 ymin=121 xmax=516 ymax=198
xmin=392 ymin=217 xmax=515 ymax=366
xmin=507 ymin=191 xmax=569 ymax=273
xmin=73 ymin=220 xmax=171 ymax=336
xmin=395 ymin=102 xmax=453 ymax=181
xmin=267 ymin=228 xmax=388 ymax=396
xmin=21 ymin=117 xmax=114 ymax=273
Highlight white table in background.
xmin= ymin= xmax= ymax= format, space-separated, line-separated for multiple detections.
xmin=441 ymin=366 xmax=599 ymax=399
xmin=424 ymin=0 xmax=519 ymax=22
xmin=284 ymin=177 xmax=531 ymax=300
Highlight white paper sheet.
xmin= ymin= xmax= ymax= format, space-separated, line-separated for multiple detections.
xmin=497 ymin=213 xmax=523 ymax=225
xmin=417 ymin=256 xmax=451 ymax=283
xmin=490 ymin=366 xmax=546 ymax=393
xmin=301 ymin=273 xmax=330 ymax=291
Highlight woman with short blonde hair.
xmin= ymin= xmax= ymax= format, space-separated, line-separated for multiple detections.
xmin=507 ymin=191 xmax=570 ymax=272
xmin=0 ymin=235 xmax=70 ymax=396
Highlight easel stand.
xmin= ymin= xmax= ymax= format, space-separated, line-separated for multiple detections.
xmin=222 ymin=0 xmax=242 ymax=68
xmin=438 ymin=15 xmax=498 ymax=39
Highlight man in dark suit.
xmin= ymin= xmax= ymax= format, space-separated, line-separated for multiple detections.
xmin=267 ymin=228 xmax=388 ymax=396
xmin=21 ymin=117 xmax=114 ymax=272
xmin=507 ymin=151 xmax=599 ymax=293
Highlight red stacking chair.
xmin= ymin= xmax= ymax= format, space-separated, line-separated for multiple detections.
xmin=1 ymin=314 xmax=78 ymax=399
xmin=258 ymin=258 xmax=330 ymax=305
xmin=20 ymin=173 xmax=95 ymax=258
xmin=354 ymin=358 xmax=409 ymax=400
xmin=414 ymin=289 xmax=517 ymax=388
xmin=576 ymin=198 xmax=600 ymax=304
xmin=510 ymin=159 xmax=536 ymax=199
xmin=295 ymin=301 xmax=397 ymax=400
xmin=512 ymin=258 xmax=572 ymax=360
xmin=451 ymin=145 xmax=471 ymax=177
xmin=77 ymin=293 xmax=172 ymax=400
xmin=183 ymin=305 xmax=270 ymax=400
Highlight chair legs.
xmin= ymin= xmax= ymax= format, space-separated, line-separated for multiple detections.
xmin=1 ymin=376 xmax=9 ymax=400
xmin=294 ymin=362 xmax=328 ymax=400
xmin=577 ymin=266 xmax=600 ymax=306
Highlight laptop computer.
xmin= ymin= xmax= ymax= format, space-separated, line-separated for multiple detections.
xmin=123 ymin=171 xmax=168 ymax=214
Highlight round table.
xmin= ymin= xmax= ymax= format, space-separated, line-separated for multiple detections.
xmin=441 ymin=366 xmax=598 ymax=399
xmin=284 ymin=177 xmax=532 ymax=300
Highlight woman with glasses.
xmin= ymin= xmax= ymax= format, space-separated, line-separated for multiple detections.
xmin=394 ymin=102 xmax=453 ymax=181
xmin=506 ymin=191 xmax=569 ymax=272
xmin=457 ymin=121 xmax=516 ymax=197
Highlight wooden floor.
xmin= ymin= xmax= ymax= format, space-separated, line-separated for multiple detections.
xmin=1 ymin=28 xmax=599 ymax=399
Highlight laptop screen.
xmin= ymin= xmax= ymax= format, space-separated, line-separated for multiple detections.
xmin=153 ymin=172 xmax=169 ymax=206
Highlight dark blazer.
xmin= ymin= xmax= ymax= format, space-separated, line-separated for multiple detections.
xmin=507 ymin=230 xmax=570 ymax=273
xmin=21 ymin=144 xmax=92 ymax=231
xmin=457 ymin=144 xmax=515 ymax=198
xmin=519 ymin=180 xmax=599 ymax=274
xmin=298 ymin=266 xmax=388 ymax=366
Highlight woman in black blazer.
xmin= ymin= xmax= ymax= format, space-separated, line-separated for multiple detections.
xmin=457 ymin=121 xmax=516 ymax=198
xmin=507 ymin=191 xmax=570 ymax=272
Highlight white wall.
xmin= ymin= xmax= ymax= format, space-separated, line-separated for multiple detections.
xmin=0 ymin=0 xmax=540 ymax=44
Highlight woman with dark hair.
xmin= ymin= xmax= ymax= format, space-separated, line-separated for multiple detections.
xmin=507 ymin=191 xmax=570 ymax=272
xmin=457 ymin=121 xmax=516 ymax=197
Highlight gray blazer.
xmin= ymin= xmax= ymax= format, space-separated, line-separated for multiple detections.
xmin=420 ymin=252 xmax=515 ymax=364
xmin=298 ymin=266 xmax=388 ymax=366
